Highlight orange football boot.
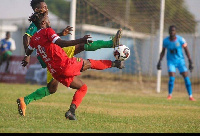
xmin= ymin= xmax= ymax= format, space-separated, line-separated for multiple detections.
xmin=167 ymin=95 xmax=172 ymax=100
xmin=16 ymin=97 xmax=26 ymax=116
xmin=189 ymin=97 xmax=196 ymax=101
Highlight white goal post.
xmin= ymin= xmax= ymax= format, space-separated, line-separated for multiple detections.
xmin=156 ymin=0 xmax=165 ymax=93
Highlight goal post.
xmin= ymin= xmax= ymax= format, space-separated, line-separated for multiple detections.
xmin=156 ymin=0 xmax=165 ymax=93
xmin=69 ymin=0 xmax=77 ymax=40
xmin=66 ymin=0 xmax=200 ymax=93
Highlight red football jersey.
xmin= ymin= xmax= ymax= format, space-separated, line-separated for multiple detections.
xmin=29 ymin=28 xmax=83 ymax=81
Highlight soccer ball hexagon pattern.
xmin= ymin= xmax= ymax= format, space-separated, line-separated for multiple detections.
xmin=113 ymin=44 xmax=130 ymax=61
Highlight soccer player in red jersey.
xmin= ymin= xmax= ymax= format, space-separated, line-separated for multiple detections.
xmin=17 ymin=0 xmax=122 ymax=118
xmin=21 ymin=12 xmax=125 ymax=120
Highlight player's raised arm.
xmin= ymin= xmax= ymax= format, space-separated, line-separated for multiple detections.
xmin=57 ymin=26 xmax=73 ymax=36
xmin=55 ymin=35 xmax=93 ymax=48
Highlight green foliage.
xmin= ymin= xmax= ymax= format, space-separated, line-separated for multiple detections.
xmin=0 ymin=82 xmax=200 ymax=133
xmin=44 ymin=0 xmax=196 ymax=33
xmin=132 ymin=0 xmax=196 ymax=33
xmin=164 ymin=0 xmax=196 ymax=33
xmin=45 ymin=0 xmax=70 ymax=21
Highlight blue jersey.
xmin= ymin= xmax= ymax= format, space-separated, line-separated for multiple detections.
xmin=163 ymin=35 xmax=187 ymax=62
xmin=0 ymin=38 xmax=12 ymax=52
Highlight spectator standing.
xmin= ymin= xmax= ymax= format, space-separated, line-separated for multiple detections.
xmin=0 ymin=31 xmax=16 ymax=72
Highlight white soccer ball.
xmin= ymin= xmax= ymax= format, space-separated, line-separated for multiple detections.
xmin=113 ymin=44 xmax=130 ymax=61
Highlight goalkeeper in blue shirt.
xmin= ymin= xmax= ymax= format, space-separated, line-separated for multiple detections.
xmin=157 ymin=25 xmax=195 ymax=101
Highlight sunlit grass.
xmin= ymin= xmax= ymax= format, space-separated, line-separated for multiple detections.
xmin=0 ymin=77 xmax=200 ymax=133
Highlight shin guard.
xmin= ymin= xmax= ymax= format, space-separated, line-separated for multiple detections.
xmin=71 ymin=84 xmax=88 ymax=108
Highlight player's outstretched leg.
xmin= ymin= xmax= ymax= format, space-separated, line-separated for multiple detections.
xmin=88 ymin=59 xmax=125 ymax=70
xmin=83 ymin=28 xmax=122 ymax=51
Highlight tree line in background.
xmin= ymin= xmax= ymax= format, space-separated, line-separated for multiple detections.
xmin=46 ymin=0 xmax=196 ymax=34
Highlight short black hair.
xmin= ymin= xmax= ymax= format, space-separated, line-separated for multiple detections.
xmin=169 ymin=25 xmax=176 ymax=30
xmin=6 ymin=31 xmax=10 ymax=35
xmin=30 ymin=0 xmax=45 ymax=10
xmin=28 ymin=12 xmax=46 ymax=29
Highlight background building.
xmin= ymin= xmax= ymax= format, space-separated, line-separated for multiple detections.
xmin=0 ymin=0 xmax=200 ymax=92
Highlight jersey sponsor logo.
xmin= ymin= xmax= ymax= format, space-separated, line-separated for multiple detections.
xmin=170 ymin=49 xmax=177 ymax=54
xmin=35 ymin=37 xmax=41 ymax=41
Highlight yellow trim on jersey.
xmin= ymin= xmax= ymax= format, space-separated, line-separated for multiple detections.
xmin=46 ymin=46 xmax=76 ymax=83
xmin=25 ymin=33 xmax=32 ymax=37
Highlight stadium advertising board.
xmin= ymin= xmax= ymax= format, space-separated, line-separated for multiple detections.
xmin=0 ymin=56 xmax=38 ymax=83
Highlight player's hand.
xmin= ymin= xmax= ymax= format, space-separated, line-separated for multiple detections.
xmin=157 ymin=61 xmax=161 ymax=70
xmin=21 ymin=56 xmax=30 ymax=67
xmin=60 ymin=26 xmax=73 ymax=36
xmin=188 ymin=59 xmax=194 ymax=72
xmin=82 ymin=35 xmax=93 ymax=44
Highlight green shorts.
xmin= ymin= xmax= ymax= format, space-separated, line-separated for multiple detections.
xmin=0 ymin=51 xmax=12 ymax=61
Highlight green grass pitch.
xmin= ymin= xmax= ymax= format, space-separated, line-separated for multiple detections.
xmin=0 ymin=78 xmax=200 ymax=133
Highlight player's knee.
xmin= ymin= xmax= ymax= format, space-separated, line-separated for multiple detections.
xmin=49 ymin=89 xmax=56 ymax=94
xmin=47 ymin=80 xmax=59 ymax=94
xmin=81 ymin=84 xmax=88 ymax=93
xmin=82 ymin=59 xmax=91 ymax=71
xmin=85 ymin=59 xmax=91 ymax=66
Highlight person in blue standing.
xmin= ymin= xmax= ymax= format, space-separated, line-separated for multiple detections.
xmin=157 ymin=25 xmax=196 ymax=101
xmin=0 ymin=31 xmax=16 ymax=72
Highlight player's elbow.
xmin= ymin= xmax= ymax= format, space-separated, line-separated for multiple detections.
xmin=23 ymin=34 xmax=28 ymax=42
xmin=23 ymin=34 xmax=31 ymax=49
xmin=55 ymin=39 xmax=64 ymax=48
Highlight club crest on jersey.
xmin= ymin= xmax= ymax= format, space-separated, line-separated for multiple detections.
xmin=76 ymin=58 xmax=81 ymax=62
xmin=176 ymin=42 xmax=180 ymax=47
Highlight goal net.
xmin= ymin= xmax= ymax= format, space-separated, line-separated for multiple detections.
xmin=50 ymin=0 xmax=200 ymax=93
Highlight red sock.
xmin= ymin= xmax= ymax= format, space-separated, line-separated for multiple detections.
xmin=71 ymin=84 xmax=87 ymax=108
xmin=88 ymin=59 xmax=112 ymax=70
